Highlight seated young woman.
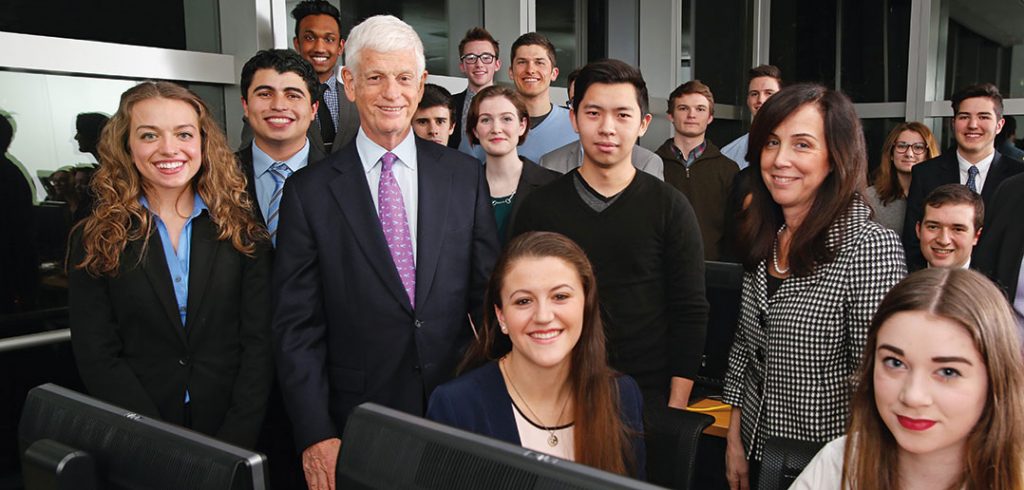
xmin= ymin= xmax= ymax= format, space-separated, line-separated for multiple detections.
xmin=426 ymin=231 xmax=645 ymax=478
xmin=466 ymin=85 xmax=559 ymax=242
xmin=791 ymin=267 xmax=1024 ymax=489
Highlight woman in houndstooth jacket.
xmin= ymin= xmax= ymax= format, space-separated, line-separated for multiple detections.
xmin=722 ymin=83 xmax=907 ymax=490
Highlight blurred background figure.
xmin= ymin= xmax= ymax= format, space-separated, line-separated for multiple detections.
xmin=996 ymin=114 xmax=1024 ymax=161
xmin=0 ymin=113 xmax=38 ymax=314
xmin=74 ymin=112 xmax=109 ymax=164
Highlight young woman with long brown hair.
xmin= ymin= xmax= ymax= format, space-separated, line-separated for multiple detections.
xmin=864 ymin=122 xmax=940 ymax=236
xmin=69 ymin=81 xmax=273 ymax=448
xmin=426 ymin=231 xmax=644 ymax=478
xmin=792 ymin=268 xmax=1024 ymax=489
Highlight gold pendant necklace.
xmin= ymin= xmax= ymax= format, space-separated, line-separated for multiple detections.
xmin=501 ymin=356 xmax=570 ymax=447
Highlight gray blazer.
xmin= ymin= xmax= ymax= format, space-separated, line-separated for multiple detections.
xmin=538 ymin=141 xmax=665 ymax=180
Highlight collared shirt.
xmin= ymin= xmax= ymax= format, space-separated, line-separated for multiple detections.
xmin=141 ymin=193 xmax=207 ymax=405
xmin=140 ymin=193 xmax=208 ymax=327
xmin=252 ymin=139 xmax=311 ymax=222
xmin=356 ymin=128 xmax=419 ymax=255
xmin=672 ymin=140 xmax=707 ymax=167
xmin=322 ymin=72 xmax=340 ymax=128
xmin=956 ymin=149 xmax=995 ymax=192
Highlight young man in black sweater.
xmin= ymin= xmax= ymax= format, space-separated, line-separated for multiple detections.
xmin=510 ymin=59 xmax=708 ymax=409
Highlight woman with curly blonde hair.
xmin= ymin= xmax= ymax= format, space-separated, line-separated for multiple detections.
xmin=68 ymin=81 xmax=273 ymax=449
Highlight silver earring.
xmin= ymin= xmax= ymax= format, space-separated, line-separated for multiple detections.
xmin=499 ymin=323 xmax=508 ymax=334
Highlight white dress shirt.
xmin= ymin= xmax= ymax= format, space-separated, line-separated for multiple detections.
xmin=356 ymin=128 xmax=419 ymax=255
xmin=956 ymin=149 xmax=994 ymax=192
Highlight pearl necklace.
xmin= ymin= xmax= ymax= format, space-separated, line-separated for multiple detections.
xmin=501 ymin=356 xmax=570 ymax=447
xmin=772 ymin=224 xmax=790 ymax=274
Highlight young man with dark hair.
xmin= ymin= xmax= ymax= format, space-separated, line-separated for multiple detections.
xmin=916 ymin=184 xmax=983 ymax=269
xmin=450 ymin=27 xmax=501 ymax=152
xmin=540 ymin=66 xmax=664 ymax=179
xmin=238 ymin=49 xmax=324 ymax=244
xmin=413 ymin=83 xmax=456 ymax=146
xmin=657 ymin=80 xmax=739 ymax=260
xmin=902 ymin=82 xmax=1024 ymax=269
xmin=508 ymin=32 xmax=578 ymax=162
xmin=720 ymin=64 xmax=782 ymax=168
xmin=289 ymin=0 xmax=359 ymax=154
xmin=512 ymin=58 xmax=708 ymax=410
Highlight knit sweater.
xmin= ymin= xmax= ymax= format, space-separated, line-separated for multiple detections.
xmin=510 ymin=169 xmax=709 ymax=391
xmin=657 ymin=139 xmax=740 ymax=261
xmin=517 ymin=105 xmax=578 ymax=163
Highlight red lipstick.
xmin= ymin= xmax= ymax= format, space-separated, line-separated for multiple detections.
xmin=897 ymin=415 xmax=936 ymax=431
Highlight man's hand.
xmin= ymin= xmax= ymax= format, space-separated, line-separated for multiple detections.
xmin=302 ymin=437 xmax=341 ymax=490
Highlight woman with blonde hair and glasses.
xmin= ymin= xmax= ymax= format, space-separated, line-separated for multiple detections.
xmin=865 ymin=122 xmax=940 ymax=236
xmin=69 ymin=81 xmax=273 ymax=448
xmin=792 ymin=268 xmax=1024 ymax=489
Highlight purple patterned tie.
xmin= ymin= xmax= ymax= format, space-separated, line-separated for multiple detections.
xmin=378 ymin=152 xmax=416 ymax=306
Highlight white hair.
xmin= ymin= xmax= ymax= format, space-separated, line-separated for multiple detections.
xmin=345 ymin=15 xmax=426 ymax=76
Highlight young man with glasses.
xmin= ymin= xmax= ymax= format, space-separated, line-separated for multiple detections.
xmin=451 ymin=27 xmax=501 ymax=156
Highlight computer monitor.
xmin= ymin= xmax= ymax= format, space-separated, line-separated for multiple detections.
xmin=18 ymin=383 xmax=268 ymax=490
xmin=338 ymin=403 xmax=664 ymax=489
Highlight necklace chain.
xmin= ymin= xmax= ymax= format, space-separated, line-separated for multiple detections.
xmin=772 ymin=223 xmax=790 ymax=275
xmin=501 ymin=356 xmax=570 ymax=447
xmin=491 ymin=191 xmax=516 ymax=206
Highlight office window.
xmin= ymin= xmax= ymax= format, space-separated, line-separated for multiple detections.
xmin=536 ymin=0 xmax=580 ymax=87
xmin=692 ymin=0 xmax=753 ymax=108
xmin=344 ymin=0 xmax=452 ymax=76
xmin=0 ymin=0 xmax=221 ymax=53
xmin=940 ymin=0 xmax=1023 ymax=99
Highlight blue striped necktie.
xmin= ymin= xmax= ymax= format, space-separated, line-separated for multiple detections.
xmin=267 ymin=162 xmax=293 ymax=246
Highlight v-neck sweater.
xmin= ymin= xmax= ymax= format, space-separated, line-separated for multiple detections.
xmin=510 ymin=169 xmax=709 ymax=387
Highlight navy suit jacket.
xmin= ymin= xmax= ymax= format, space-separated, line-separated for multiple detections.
xmin=425 ymin=361 xmax=647 ymax=479
xmin=974 ymin=172 xmax=1024 ymax=300
xmin=272 ymin=135 xmax=500 ymax=451
xmin=902 ymin=150 xmax=1024 ymax=269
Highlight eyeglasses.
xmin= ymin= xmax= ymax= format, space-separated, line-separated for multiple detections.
xmin=460 ymin=53 xmax=496 ymax=65
xmin=893 ymin=142 xmax=928 ymax=155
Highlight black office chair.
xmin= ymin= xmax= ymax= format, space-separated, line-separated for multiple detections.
xmin=644 ymin=405 xmax=715 ymax=489
xmin=755 ymin=437 xmax=825 ymax=490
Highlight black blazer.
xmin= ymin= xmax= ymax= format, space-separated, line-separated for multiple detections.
xmin=503 ymin=158 xmax=560 ymax=242
xmin=272 ymin=136 xmax=501 ymax=451
xmin=448 ymin=90 xmax=468 ymax=150
xmin=240 ymin=78 xmax=360 ymax=155
xmin=902 ymin=150 xmax=1024 ymax=269
xmin=69 ymin=216 xmax=273 ymax=449
xmin=237 ymin=142 xmax=328 ymax=227
xmin=973 ymin=172 xmax=1024 ymax=300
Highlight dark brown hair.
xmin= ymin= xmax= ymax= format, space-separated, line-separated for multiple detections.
xmin=922 ymin=183 xmax=984 ymax=230
xmin=738 ymin=83 xmax=867 ymax=275
xmin=458 ymin=26 xmax=499 ymax=57
xmin=874 ymin=122 xmax=939 ymax=204
xmin=465 ymin=85 xmax=529 ymax=147
xmin=667 ymin=79 xmax=715 ymax=115
xmin=952 ymin=82 xmax=1004 ymax=119
xmin=748 ymin=64 xmax=782 ymax=84
xmin=843 ymin=268 xmax=1024 ymax=489
xmin=460 ymin=231 xmax=633 ymax=476
xmin=511 ymin=32 xmax=557 ymax=66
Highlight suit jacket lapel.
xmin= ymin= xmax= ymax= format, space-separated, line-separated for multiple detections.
xmin=139 ymin=227 xmax=188 ymax=344
xmin=982 ymin=151 xmax=1006 ymax=202
xmin=185 ymin=214 xmax=218 ymax=337
xmin=414 ymin=139 xmax=453 ymax=310
xmin=329 ymin=143 xmax=414 ymax=312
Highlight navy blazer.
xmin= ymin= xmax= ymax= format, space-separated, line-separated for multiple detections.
xmin=425 ymin=361 xmax=647 ymax=480
xmin=902 ymin=150 xmax=1024 ymax=269
xmin=272 ymin=136 xmax=501 ymax=452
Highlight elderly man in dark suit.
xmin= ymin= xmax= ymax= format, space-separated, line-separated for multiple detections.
xmin=973 ymin=172 xmax=1024 ymax=329
xmin=272 ymin=14 xmax=500 ymax=490
xmin=902 ymin=83 xmax=1024 ymax=269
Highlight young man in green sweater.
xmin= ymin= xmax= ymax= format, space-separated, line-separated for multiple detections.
xmin=511 ymin=59 xmax=709 ymax=409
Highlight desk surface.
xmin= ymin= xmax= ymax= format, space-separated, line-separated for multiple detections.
xmin=686 ymin=398 xmax=731 ymax=438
